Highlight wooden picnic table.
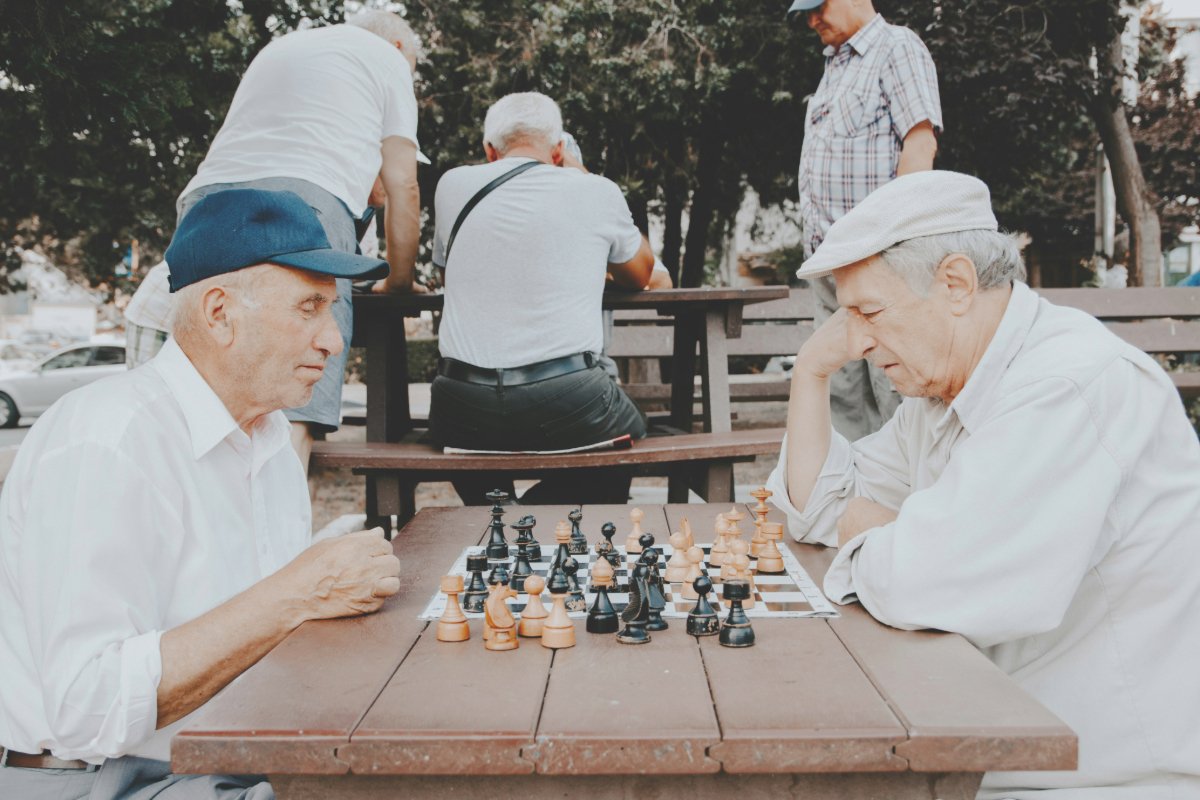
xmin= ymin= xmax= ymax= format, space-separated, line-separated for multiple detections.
xmin=174 ymin=504 xmax=1076 ymax=799
xmin=350 ymin=286 xmax=790 ymax=441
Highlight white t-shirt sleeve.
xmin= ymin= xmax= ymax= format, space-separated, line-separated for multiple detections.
xmin=595 ymin=177 xmax=644 ymax=265
xmin=379 ymin=56 xmax=419 ymax=147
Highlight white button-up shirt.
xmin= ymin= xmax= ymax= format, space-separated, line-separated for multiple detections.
xmin=0 ymin=338 xmax=310 ymax=763
xmin=768 ymin=282 xmax=1200 ymax=798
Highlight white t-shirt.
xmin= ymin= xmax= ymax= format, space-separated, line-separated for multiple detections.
xmin=433 ymin=158 xmax=643 ymax=369
xmin=0 ymin=338 xmax=309 ymax=762
xmin=767 ymin=282 xmax=1200 ymax=798
xmin=181 ymin=25 xmax=419 ymax=216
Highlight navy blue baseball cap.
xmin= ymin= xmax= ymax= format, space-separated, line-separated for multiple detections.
xmin=164 ymin=188 xmax=389 ymax=292
xmin=787 ymin=0 xmax=824 ymax=20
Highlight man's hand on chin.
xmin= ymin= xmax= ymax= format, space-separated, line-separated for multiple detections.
xmin=837 ymin=497 xmax=898 ymax=548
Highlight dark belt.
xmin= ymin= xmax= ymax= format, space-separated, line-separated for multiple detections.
xmin=0 ymin=747 xmax=98 ymax=771
xmin=439 ymin=353 xmax=595 ymax=387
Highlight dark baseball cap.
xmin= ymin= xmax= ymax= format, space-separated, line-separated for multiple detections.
xmin=164 ymin=188 xmax=389 ymax=292
xmin=787 ymin=0 xmax=824 ymax=20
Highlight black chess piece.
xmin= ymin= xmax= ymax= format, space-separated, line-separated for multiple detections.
xmin=617 ymin=563 xmax=652 ymax=645
xmin=586 ymin=577 xmax=619 ymax=634
xmin=512 ymin=514 xmax=542 ymax=561
xmin=487 ymin=559 xmax=511 ymax=589
xmin=462 ymin=553 xmax=489 ymax=613
xmin=639 ymin=549 xmax=668 ymax=631
xmin=686 ymin=575 xmax=720 ymax=636
xmin=718 ymin=579 xmax=755 ymax=648
xmin=485 ymin=489 xmax=510 ymax=560
xmin=599 ymin=522 xmax=621 ymax=568
xmin=562 ymin=557 xmax=587 ymax=612
xmin=567 ymin=508 xmax=588 ymax=555
xmin=511 ymin=540 xmax=533 ymax=593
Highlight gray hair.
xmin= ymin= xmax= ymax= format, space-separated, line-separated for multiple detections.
xmin=345 ymin=10 xmax=422 ymax=61
xmin=878 ymin=229 xmax=1027 ymax=295
xmin=171 ymin=269 xmax=264 ymax=343
xmin=483 ymin=92 xmax=563 ymax=154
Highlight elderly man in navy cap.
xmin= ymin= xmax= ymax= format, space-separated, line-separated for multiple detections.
xmin=788 ymin=0 xmax=942 ymax=441
xmin=0 ymin=189 xmax=401 ymax=799
xmin=768 ymin=171 xmax=1200 ymax=798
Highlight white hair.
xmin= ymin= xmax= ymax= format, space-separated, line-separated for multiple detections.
xmin=171 ymin=268 xmax=264 ymax=343
xmin=878 ymin=229 xmax=1027 ymax=295
xmin=483 ymin=92 xmax=563 ymax=154
xmin=345 ymin=10 xmax=422 ymax=61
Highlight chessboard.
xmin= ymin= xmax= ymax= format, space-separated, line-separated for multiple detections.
xmin=420 ymin=543 xmax=838 ymax=621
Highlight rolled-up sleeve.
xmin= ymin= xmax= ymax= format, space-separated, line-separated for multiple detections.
xmin=17 ymin=440 xmax=182 ymax=758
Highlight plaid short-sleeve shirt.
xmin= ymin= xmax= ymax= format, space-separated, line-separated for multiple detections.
xmin=798 ymin=14 xmax=942 ymax=256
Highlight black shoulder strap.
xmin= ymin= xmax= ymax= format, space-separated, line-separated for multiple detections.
xmin=443 ymin=160 xmax=543 ymax=265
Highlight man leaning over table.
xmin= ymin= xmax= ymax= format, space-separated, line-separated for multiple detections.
xmin=0 ymin=189 xmax=401 ymax=799
xmin=766 ymin=171 xmax=1200 ymax=798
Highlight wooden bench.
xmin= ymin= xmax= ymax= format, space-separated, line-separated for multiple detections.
xmin=611 ymin=286 xmax=1200 ymax=406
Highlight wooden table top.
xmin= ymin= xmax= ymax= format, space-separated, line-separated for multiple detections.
xmin=173 ymin=504 xmax=1075 ymax=778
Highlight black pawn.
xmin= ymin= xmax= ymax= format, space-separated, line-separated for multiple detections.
xmin=511 ymin=541 xmax=533 ymax=592
xmin=718 ymin=579 xmax=755 ymax=648
xmin=567 ymin=508 xmax=588 ymax=555
xmin=686 ymin=576 xmax=720 ymax=637
xmin=485 ymin=489 xmax=509 ymax=560
xmin=562 ymin=557 xmax=587 ymax=612
xmin=462 ymin=553 xmax=489 ymax=613
xmin=586 ymin=579 xmax=619 ymax=634
xmin=513 ymin=514 xmax=542 ymax=561
xmin=487 ymin=559 xmax=510 ymax=588
xmin=599 ymin=522 xmax=621 ymax=568
xmin=617 ymin=563 xmax=652 ymax=645
xmin=640 ymin=549 xmax=668 ymax=631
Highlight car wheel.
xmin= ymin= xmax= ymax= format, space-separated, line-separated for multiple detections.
xmin=0 ymin=392 xmax=18 ymax=429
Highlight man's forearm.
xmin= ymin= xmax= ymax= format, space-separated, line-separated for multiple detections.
xmin=784 ymin=369 xmax=835 ymax=513
xmin=381 ymin=180 xmax=420 ymax=291
xmin=156 ymin=577 xmax=304 ymax=728
xmin=896 ymin=121 xmax=937 ymax=176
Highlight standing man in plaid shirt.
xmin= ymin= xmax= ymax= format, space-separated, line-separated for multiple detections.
xmin=789 ymin=0 xmax=942 ymax=440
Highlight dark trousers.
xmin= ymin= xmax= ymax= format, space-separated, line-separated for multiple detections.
xmin=429 ymin=364 xmax=647 ymax=505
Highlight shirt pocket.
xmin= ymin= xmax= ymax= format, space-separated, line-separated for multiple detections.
xmin=829 ymin=88 xmax=872 ymax=138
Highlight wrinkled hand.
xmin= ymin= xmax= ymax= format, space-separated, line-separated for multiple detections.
xmin=836 ymin=497 xmax=898 ymax=548
xmin=276 ymin=528 xmax=400 ymax=620
xmin=795 ymin=308 xmax=858 ymax=380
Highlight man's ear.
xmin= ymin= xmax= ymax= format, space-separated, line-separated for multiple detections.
xmin=202 ymin=286 xmax=236 ymax=347
xmin=550 ymin=141 xmax=564 ymax=166
xmin=936 ymin=253 xmax=978 ymax=316
xmin=484 ymin=142 xmax=500 ymax=163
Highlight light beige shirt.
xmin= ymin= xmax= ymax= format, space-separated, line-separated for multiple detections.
xmin=768 ymin=282 xmax=1200 ymax=798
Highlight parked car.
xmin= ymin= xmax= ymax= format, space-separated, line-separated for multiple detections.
xmin=0 ymin=343 xmax=126 ymax=428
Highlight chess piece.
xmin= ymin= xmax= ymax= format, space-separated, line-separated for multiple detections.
xmin=512 ymin=514 xmax=542 ymax=562
xmin=732 ymin=548 xmax=756 ymax=610
xmin=485 ymin=489 xmax=510 ymax=560
xmin=756 ymin=521 xmax=786 ymax=574
xmin=562 ymin=557 xmax=587 ymax=612
xmin=750 ymin=487 xmax=772 ymax=558
xmin=487 ymin=559 xmax=510 ymax=589
xmin=484 ymin=581 xmax=519 ymax=651
xmin=719 ymin=548 xmax=738 ymax=583
xmin=664 ymin=531 xmax=689 ymax=582
xmin=625 ymin=507 xmax=645 ymax=553
xmin=462 ymin=553 xmax=489 ymax=613
xmin=567 ymin=507 xmax=588 ymax=555
xmin=437 ymin=575 xmax=470 ymax=642
xmin=541 ymin=566 xmax=576 ymax=649
xmin=617 ymin=563 xmax=652 ymax=645
xmin=681 ymin=545 xmax=705 ymax=600
xmin=597 ymin=521 xmax=621 ymax=569
xmin=686 ymin=575 xmax=720 ymax=636
xmin=709 ymin=514 xmax=730 ymax=568
xmin=586 ymin=557 xmax=619 ymax=633
xmin=550 ymin=520 xmax=572 ymax=573
xmin=511 ymin=540 xmax=534 ymax=593
xmin=640 ymin=549 xmax=669 ymax=631
xmin=718 ymin=580 xmax=755 ymax=647
xmin=517 ymin=575 xmax=548 ymax=638
xmin=680 ymin=517 xmax=695 ymax=550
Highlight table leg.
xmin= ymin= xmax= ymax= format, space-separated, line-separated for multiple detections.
xmin=668 ymin=311 xmax=701 ymax=433
xmin=365 ymin=310 xmax=411 ymax=443
xmin=699 ymin=309 xmax=732 ymax=434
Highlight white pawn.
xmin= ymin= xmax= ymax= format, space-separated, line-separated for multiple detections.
xmin=665 ymin=531 xmax=689 ymax=582
xmin=709 ymin=514 xmax=730 ymax=568
xmin=681 ymin=545 xmax=705 ymax=600
xmin=626 ymin=507 xmax=645 ymax=554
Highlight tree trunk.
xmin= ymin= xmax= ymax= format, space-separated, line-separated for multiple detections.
xmin=1089 ymin=32 xmax=1162 ymax=287
xmin=661 ymin=133 xmax=686 ymax=286
xmin=680 ymin=122 xmax=725 ymax=288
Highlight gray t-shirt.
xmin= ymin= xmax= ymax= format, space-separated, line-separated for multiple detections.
xmin=433 ymin=157 xmax=642 ymax=369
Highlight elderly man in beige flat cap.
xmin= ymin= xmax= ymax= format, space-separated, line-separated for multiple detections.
xmin=766 ymin=171 xmax=1200 ymax=799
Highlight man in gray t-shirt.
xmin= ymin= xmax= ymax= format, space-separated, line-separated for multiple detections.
xmin=429 ymin=91 xmax=655 ymax=505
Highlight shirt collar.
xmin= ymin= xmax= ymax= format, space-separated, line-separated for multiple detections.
xmin=941 ymin=281 xmax=1039 ymax=435
xmin=149 ymin=338 xmax=292 ymax=465
xmin=824 ymin=13 xmax=886 ymax=58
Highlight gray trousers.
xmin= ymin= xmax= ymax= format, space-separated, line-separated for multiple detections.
xmin=812 ymin=275 xmax=901 ymax=440
xmin=0 ymin=755 xmax=272 ymax=799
